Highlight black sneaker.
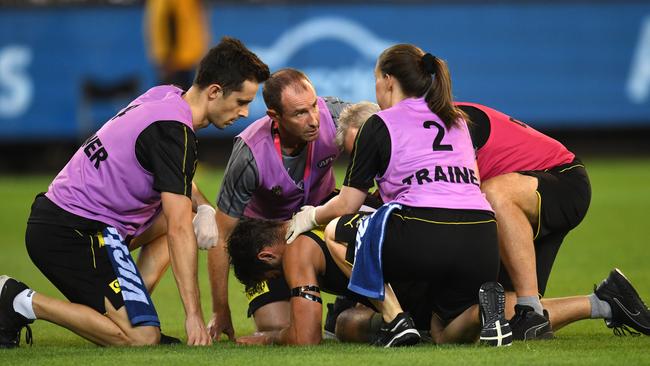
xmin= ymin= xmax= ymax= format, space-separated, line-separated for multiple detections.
xmin=159 ymin=333 xmax=181 ymax=345
xmin=370 ymin=312 xmax=420 ymax=347
xmin=0 ymin=276 xmax=34 ymax=349
xmin=594 ymin=268 xmax=650 ymax=336
xmin=509 ymin=304 xmax=553 ymax=341
xmin=478 ymin=282 xmax=512 ymax=347
xmin=323 ymin=296 xmax=357 ymax=340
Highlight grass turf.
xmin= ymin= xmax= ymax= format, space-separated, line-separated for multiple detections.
xmin=1 ymin=157 xmax=649 ymax=365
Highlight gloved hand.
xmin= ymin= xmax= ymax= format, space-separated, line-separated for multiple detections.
xmin=193 ymin=204 xmax=218 ymax=250
xmin=285 ymin=205 xmax=318 ymax=244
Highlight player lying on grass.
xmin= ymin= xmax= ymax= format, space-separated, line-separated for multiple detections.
xmin=227 ymin=216 xmax=510 ymax=347
xmin=227 ymin=218 xmax=384 ymax=346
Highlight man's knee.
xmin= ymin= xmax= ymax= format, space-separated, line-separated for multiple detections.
xmin=104 ymin=300 xmax=161 ymax=346
xmin=125 ymin=326 xmax=161 ymax=346
xmin=324 ymin=218 xmax=340 ymax=246
xmin=253 ymin=301 xmax=290 ymax=331
xmin=481 ymin=173 xmax=538 ymax=213
xmin=104 ymin=325 xmax=160 ymax=346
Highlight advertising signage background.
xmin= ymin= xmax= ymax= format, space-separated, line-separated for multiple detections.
xmin=0 ymin=2 xmax=649 ymax=140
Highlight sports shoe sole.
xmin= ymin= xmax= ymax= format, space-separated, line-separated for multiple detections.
xmin=479 ymin=282 xmax=513 ymax=347
xmin=0 ymin=276 xmax=11 ymax=296
xmin=323 ymin=330 xmax=337 ymax=340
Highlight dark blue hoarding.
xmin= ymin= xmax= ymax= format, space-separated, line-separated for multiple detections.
xmin=1 ymin=3 xmax=649 ymax=140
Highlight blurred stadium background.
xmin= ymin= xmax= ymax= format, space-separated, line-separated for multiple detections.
xmin=0 ymin=0 xmax=649 ymax=171
xmin=0 ymin=0 xmax=649 ymax=362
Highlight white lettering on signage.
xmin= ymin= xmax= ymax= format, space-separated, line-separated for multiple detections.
xmin=628 ymin=16 xmax=650 ymax=103
xmin=251 ymin=17 xmax=394 ymax=103
xmin=0 ymin=46 xmax=32 ymax=118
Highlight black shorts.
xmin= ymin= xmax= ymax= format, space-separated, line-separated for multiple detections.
xmin=388 ymin=280 xmax=435 ymax=330
xmin=335 ymin=206 xmax=499 ymax=324
xmin=245 ymin=277 xmax=290 ymax=317
xmin=498 ymin=158 xmax=591 ymax=295
xmin=25 ymin=195 xmax=126 ymax=315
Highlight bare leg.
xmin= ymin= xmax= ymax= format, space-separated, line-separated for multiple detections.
xmin=505 ymin=291 xmax=591 ymax=332
xmin=32 ymin=294 xmax=159 ymax=346
xmin=542 ymin=297 xmax=591 ymax=332
xmin=136 ymin=235 xmax=170 ymax=294
xmin=505 ymin=291 xmax=517 ymax=319
xmin=369 ymin=284 xmax=402 ymax=322
xmin=430 ymin=305 xmax=480 ymax=344
xmin=130 ymin=214 xmax=169 ymax=294
xmin=339 ymin=294 xmax=592 ymax=344
xmin=482 ymin=174 xmax=540 ymax=300
xmin=429 ymin=313 xmax=445 ymax=344
xmin=252 ymin=301 xmax=290 ymax=332
xmin=129 ymin=214 xmax=166 ymax=250
xmin=324 ymin=218 xmax=353 ymax=278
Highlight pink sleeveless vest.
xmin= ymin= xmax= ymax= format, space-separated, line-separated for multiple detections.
xmin=47 ymin=86 xmax=194 ymax=238
xmin=239 ymin=97 xmax=339 ymax=220
xmin=376 ymin=97 xmax=492 ymax=212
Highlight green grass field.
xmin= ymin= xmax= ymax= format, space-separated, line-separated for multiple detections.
xmin=1 ymin=157 xmax=650 ymax=365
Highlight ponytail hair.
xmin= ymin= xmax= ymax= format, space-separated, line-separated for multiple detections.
xmin=377 ymin=44 xmax=469 ymax=129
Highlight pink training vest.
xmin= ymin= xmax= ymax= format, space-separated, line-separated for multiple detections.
xmin=456 ymin=102 xmax=575 ymax=181
xmin=375 ymin=97 xmax=492 ymax=212
xmin=47 ymin=86 xmax=194 ymax=238
xmin=239 ymin=96 xmax=339 ymax=220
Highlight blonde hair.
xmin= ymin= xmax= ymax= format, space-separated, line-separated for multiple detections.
xmin=335 ymin=101 xmax=381 ymax=151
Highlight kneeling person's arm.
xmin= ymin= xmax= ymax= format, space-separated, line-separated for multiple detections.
xmin=137 ymin=121 xmax=211 ymax=345
xmin=162 ymin=192 xmax=211 ymax=346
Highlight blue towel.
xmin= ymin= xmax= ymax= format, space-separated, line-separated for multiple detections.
xmin=102 ymin=227 xmax=160 ymax=327
xmin=348 ymin=202 xmax=402 ymax=300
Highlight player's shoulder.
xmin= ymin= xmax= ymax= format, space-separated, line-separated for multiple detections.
xmin=321 ymin=96 xmax=351 ymax=125
xmin=287 ymin=230 xmax=324 ymax=257
xmin=222 ymin=137 xmax=258 ymax=183
xmin=228 ymin=137 xmax=257 ymax=166
xmin=291 ymin=229 xmax=322 ymax=248
xmin=283 ymin=232 xmax=321 ymax=272
xmin=284 ymin=229 xmax=327 ymax=276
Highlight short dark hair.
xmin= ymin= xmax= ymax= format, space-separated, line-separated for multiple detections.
xmin=227 ymin=218 xmax=285 ymax=290
xmin=262 ymin=68 xmax=312 ymax=115
xmin=194 ymin=36 xmax=270 ymax=96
